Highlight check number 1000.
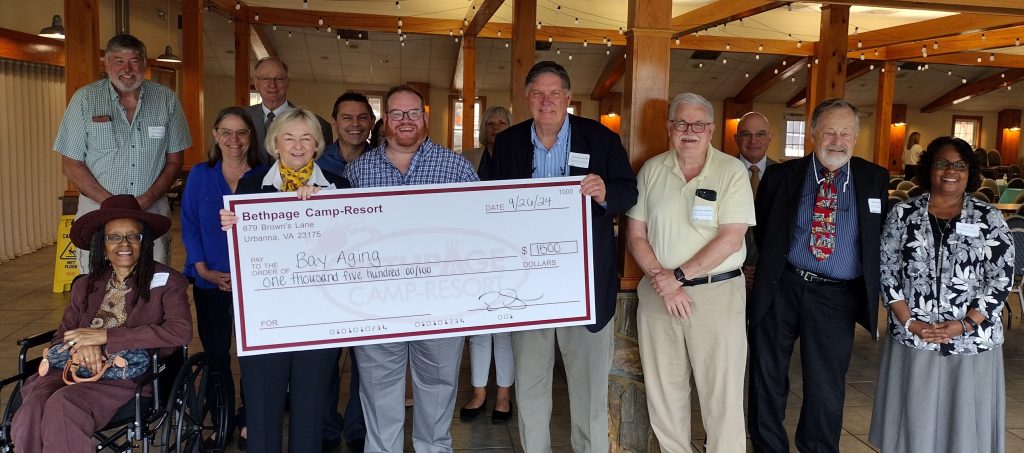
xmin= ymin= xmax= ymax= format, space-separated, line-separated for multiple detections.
xmin=522 ymin=241 xmax=579 ymax=256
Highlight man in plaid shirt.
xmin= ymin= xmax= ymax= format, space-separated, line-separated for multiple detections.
xmin=54 ymin=34 xmax=191 ymax=271
xmin=344 ymin=85 xmax=477 ymax=453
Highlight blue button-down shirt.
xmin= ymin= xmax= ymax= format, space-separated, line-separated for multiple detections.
xmin=180 ymin=160 xmax=238 ymax=289
xmin=787 ymin=156 xmax=862 ymax=280
xmin=344 ymin=138 xmax=478 ymax=188
xmin=531 ymin=117 xmax=571 ymax=179
xmin=316 ymin=141 xmax=367 ymax=177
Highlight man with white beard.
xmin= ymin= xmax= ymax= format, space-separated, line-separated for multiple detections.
xmin=54 ymin=34 xmax=190 ymax=272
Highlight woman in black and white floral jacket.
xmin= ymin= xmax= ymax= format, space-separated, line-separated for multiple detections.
xmin=869 ymin=136 xmax=1012 ymax=453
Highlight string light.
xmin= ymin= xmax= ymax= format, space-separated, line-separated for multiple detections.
xmin=782 ymin=60 xmax=787 ymax=66
xmin=273 ymin=24 xmax=277 ymax=30
xmin=568 ymin=54 xmax=573 ymax=60
xmin=881 ymin=67 xmax=885 ymax=73
xmin=869 ymin=64 xmax=874 ymax=70
xmin=962 ymin=78 xmax=967 ymax=84
xmin=548 ymin=36 xmax=553 ymax=43
xmin=758 ymin=44 xmax=763 ymax=52
xmin=745 ymin=73 xmax=750 ymax=78
xmin=583 ymin=40 xmax=588 ymax=47
xmin=791 ymin=77 xmax=796 ymax=83
xmin=981 ymin=33 xmax=986 ymax=41
xmin=722 ymin=57 xmax=727 ymax=64
xmin=287 ymin=31 xmax=292 ymax=38
xmin=977 ymin=56 xmax=982 ymax=63
xmin=990 ymin=53 xmax=996 ymax=62
xmin=336 ymin=33 xmax=341 ymax=41
xmin=618 ymin=27 xmax=624 ymax=35
xmin=725 ymin=43 xmax=730 ymax=50
xmin=556 ymin=5 xmax=561 ymax=14
xmin=698 ymin=62 xmax=703 ymax=68
xmin=874 ymin=49 xmax=879 ymax=56
xmin=924 ymin=64 xmax=929 ymax=69
xmin=399 ymin=19 xmax=403 ymax=27
xmin=574 ymin=18 xmax=579 ymax=25
xmin=318 ymin=17 xmax=323 ymax=26
xmin=234 ymin=1 xmax=240 ymax=10
xmin=853 ymin=26 xmax=859 ymax=35
xmin=797 ymin=40 xmax=802 ymax=48
xmin=814 ymin=58 xmax=819 ymax=64
xmin=773 ymin=68 xmax=778 ymax=74
xmin=505 ymin=42 xmax=509 ymax=48
xmin=254 ymin=13 xmax=259 ymax=21
xmin=675 ymin=38 xmax=680 ymax=45
xmin=860 ymin=53 xmax=865 ymax=60
xmin=921 ymin=46 xmax=927 ymax=57
xmin=497 ymin=30 xmax=501 ymax=37
xmin=537 ymin=21 xmax=542 ymax=30
xmin=933 ymin=41 xmax=939 ymax=49
xmin=1016 ymin=37 xmax=1021 ymax=46
xmin=755 ymin=54 xmax=760 ymax=60
xmin=606 ymin=49 xmax=610 ymax=55
xmin=556 ymin=48 xmax=561 ymax=54
xmin=857 ymin=40 xmax=862 ymax=48
xmin=395 ymin=1 xmax=400 ymax=9
xmin=327 ymin=25 xmax=331 ymax=33
xmin=303 ymin=0 xmax=308 ymax=8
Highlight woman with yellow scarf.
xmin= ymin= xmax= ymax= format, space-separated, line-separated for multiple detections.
xmin=221 ymin=107 xmax=349 ymax=452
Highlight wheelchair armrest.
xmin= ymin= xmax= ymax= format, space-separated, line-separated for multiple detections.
xmin=17 ymin=330 xmax=56 ymax=348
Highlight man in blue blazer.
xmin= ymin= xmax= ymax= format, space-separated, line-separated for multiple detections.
xmin=484 ymin=61 xmax=637 ymax=453
xmin=747 ymin=99 xmax=888 ymax=453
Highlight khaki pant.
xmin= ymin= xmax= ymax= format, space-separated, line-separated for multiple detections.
xmin=75 ymin=195 xmax=171 ymax=273
xmin=637 ymin=275 xmax=747 ymax=453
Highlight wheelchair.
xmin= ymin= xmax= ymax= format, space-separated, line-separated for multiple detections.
xmin=0 ymin=330 xmax=231 ymax=452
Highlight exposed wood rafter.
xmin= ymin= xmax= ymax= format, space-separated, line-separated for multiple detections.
xmin=826 ymin=0 xmax=1024 ymax=16
xmin=590 ymin=47 xmax=626 ymax=100
xmin=921 ymin=69 xmax=1024 ymax=113
xmin=879 ymin=25 xmax=1024 ymax=61
xmin=786 ymin=59 xmax=876 ymax=107
xmin=670 ymin=0 xmax=789 ymax=38
xmin=846 ymin=14 xmax=1024 ymax=50
xmin=734 ymin=56 xmax=806 ymax=103
xmin=464 ymin=0 xmax=504 ymax=37
xmin=251 ymin=24 xmax=276 ymax=59
xmin=907 ymin=52 xmax=1024 ymax=69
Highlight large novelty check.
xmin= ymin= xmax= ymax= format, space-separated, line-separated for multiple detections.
xmin=225 ymin=177 xmax=594 ymax=355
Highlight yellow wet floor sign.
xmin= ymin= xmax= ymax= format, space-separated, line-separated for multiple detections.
xmin=53 ymin=215 xmax=80 ymax=292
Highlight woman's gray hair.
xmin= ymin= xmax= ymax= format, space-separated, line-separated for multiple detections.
xmin=479 ymin=106 xmax=512 ymax=147
xmin=266 ymin=108 xmax=326 ymax=160
xmin=668 ymin=93 xmax=714 ymax=123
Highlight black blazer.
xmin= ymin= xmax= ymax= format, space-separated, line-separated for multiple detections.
xmin=749 ymin=155 xmax=888 ymax=336
xmin=237 ymin=164 xmax=350 ymax=194
xmin=246 ymin=102 xmax=335 ymax=167
xmin=485 ymin=115 xmax=638 ymax=332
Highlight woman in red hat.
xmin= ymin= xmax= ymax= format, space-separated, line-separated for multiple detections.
xmin=10 ymin=194 xmax=192 ymax=453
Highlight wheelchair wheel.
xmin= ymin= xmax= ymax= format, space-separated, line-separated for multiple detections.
xmin=161 ymin=353 xmax=229 ymax=453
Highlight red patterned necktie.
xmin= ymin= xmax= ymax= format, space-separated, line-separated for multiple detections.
xmin=810 ymin=170 xmax=837 ymax=261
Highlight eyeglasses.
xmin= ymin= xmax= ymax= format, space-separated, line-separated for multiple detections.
xmin=670 ymin=120 xmax=711 ymax=133
xmin=933 ymin=159 xmax=969 ymax=171
xmin=736 ymin=131 xmax=770 ymax=141
xmin=255 ymin=76 xmax=287 ymax=84
xmin=216 ymin=128 xmax=251 ymax=139
xmin=387 ymin=108 xmax=424 ymax=121
xmin=104 ymin=233 xmax=143 ymax=245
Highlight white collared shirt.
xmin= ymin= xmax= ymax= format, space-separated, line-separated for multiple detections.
xmin=738 ymin=154 xmax=767 ymax=177
xmin=261 ymin=161 xmax=337 ymax=190
xmin=261 ymin=102 xmax=292 ymax=121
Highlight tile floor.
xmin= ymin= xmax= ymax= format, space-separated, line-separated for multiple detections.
xmin=1 ymin=216 xmax=1022 ymax=452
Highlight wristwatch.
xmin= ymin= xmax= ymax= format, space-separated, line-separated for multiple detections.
xmin=673 ymin=267 xmax=687 ymax=283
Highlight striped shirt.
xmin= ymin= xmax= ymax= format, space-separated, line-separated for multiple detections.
xmin=344 ymin=138 xmax=478 ymax=188
xmin=53 ymin=79 xmax=191 ymax=196
xmin=530 ymin=117 xmax=571 ymax=179
xmin=787 ymin=157 xmax=862 ymax=280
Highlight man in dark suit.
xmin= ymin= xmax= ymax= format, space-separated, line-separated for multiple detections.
xmin=735 ymin=111 xmax=778 ymax=290
xmin=747 ymin=99 xmax=888 ymax=453
xmin=485 ymin=61 xmax=637 ymax=453
xmin=245 ymin=57 xmax=333 ymax=165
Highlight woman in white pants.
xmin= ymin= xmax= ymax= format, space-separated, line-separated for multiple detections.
xmin=460 ymin=333 xmax=514 ymax=423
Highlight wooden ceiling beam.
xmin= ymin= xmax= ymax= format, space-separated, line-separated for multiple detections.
xmin=734 ymin=56 xmax=806 ymax=103
xmin=784 ymin=59 xmax=876 ymax=109
xmin=825 ymin=0 xmax=1024 ymax=16
xmin=921 ymin=69 xmax=1024 ymax=113
xmin=881 ymin=25 xmax=1024 ymax=61
xmin=251 ymin=24 xmax=276 ymax=59
xmin=590 ymin=47 xmax=626 ymax=100
xmin=670 ymin=0 xmax=789 ymax=38
xmin=906 ymin=52 xmax=1024 ymax=69
xmin=672 ymin=36 xmax=812 ymax=56
xmin=846 ymin=14 xmax=1024 ymax=50
xmin=464 ymin=0 xmax=504 ymax=37
xmin=0 ymin=27 xmax=64 ymax=67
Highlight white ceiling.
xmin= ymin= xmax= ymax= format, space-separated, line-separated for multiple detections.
xmin=202 ymin=1 xmax=1024 ymax=112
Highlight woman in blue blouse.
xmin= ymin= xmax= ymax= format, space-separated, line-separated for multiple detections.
xmin=870 ymin=136 xmax=1012 ymax=452
xmin=181 ymin=106 xmax=260 ymax=448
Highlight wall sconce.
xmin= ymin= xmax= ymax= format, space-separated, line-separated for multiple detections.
xmin=38 ymin=15 xmax=65 ymax=40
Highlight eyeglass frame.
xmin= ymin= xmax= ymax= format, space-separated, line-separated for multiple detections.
xmin=386 ymin=108 xmax=425 ymax=122
xmin=215 ymin=128 xmax=252 ymax=139
xmin=104 ymin=233 xmax=144 ymax=245
xmin=254 ymin=76 xmax=288 ymax=84
xmin=932 ymin=159 xmax=970 ymax=172
xmin=669 ymin=120 xmax=712 ymax=133
xmin=736 ymin=130 xmax=771 ymax=141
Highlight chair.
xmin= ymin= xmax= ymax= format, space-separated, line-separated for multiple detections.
xmin=974 ymin=148 xmax=989 ymax=168
xmin=1008 ymin=228 xmax=1024 ymax=329
xmin=0 ymin=331 xmax=229 ymax=452
xmin=896 ymin=181 xmax=916 ymax=192
xmin=890 ymin=190 xmax=909 ymax=201
xmin=908 ymin=186 xmax=927 ymax=198
xmin=888 ymin=178 xmax=904 ymax=190
xmin=887 ymin=197 xmax=903 ymax=213
xmin=981 ymin=179 xmax=1000 ymax=195
xmin=978 ymin=186 xmax=998 ymax=202
xmin=1009 ymin=166 xmax=1021 ymax=179
xmin=1005 ymin=215 xmax=1024 ymax=230
xmin=988 ymin=150 xmax=1002 ymax=167
xmin=971 ymin=191 xmax=990 ymax=203
xmin=1009 ymin=178 xmax=1024 ymax=189
xmin=1014 ymin=191 xmax=1024 ymax=205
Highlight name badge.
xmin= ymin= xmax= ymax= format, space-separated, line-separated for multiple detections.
xmin=868 ymin=198 xmax=882 ymax=214
xmin=567 ymin=152 xmax=590 ymax=169
xmin=150 ymin=272 xmax=169 ymax=288
xmin=692 ymin=205 xmax=713 ymax=221
xmin=148 ymin=126 xmax=166 ymax=139
xmin=955 ymin=222 xmax=980 ymax=237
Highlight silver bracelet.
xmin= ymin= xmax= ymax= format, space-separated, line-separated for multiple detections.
xmin=903 ymin=317 xmax=914 ymax=333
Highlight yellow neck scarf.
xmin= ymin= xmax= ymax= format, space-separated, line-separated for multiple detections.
xmin=279 ymin=160 xmax=314 ymax=192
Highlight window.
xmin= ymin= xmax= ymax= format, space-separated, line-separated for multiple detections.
xmin=952 ymin=115 xmax=983 ymax=148
xmin=249 ymin=92 xmax=261 ymax=106
xmin=568 ymin=101 xmax=581 ymax=117
xmin=784 ymin=114 xmax=806 ymax=157
xmin=448 ymin=96 xmax=485 ymax=152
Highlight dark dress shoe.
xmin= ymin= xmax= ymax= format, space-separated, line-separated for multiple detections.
xmin=459 ymin=403 xmax=483 ymax=421
xmin=491 ymin=403 xmax=513 ymax=424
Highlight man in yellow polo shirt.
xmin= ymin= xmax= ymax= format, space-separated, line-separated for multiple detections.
xmin=625 ymin=92 xmax=755 ymax=452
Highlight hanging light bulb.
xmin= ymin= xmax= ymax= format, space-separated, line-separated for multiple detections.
xmin=1002 ymin=73 xmax=1006 ymax=78
xmin=921 ymin=46 xmax=927 ymax=57
xmin=303 ymin=0 xmax=309 ymax=8
xmin=254 ymin=13 xmax=259 ymax=21
xmin=318 ymin=17 xmax=324 ymax=26
xmin=395 ymin=0 xmax=400 ymax=9
xmin=606 ymin=49 xmax=610 ymax=55
xmin=235 ymin=1 xmax=240 ymax=10
xmin=773 ymin=68 xmax=778 ymax=74
xmin=722 ymin=57 xmax=727 ymax=64
xmin=881 ymin=67 xmax=885 ymax=72
xmin=497 ymin=30 xmax=501 ymax=37
xmin=948 ymin=71 xmax=953 ymax=76
xmin=869 ymin=64 xmax=875 ymax=70
xmin=933 ymin=41 xmax=939 ymax=49
xmin=345 ymin=39 xmax=350 ymax=45
xmin=548 ymin=36 xmax=553 ymax=43
xmin=675 ymin=38 xmax=680 ymax=45
xmin=619 ymin=27 xmax=624 ymax=35
xmin=791 ymin=77 xmax=796 ymax=83
xmin=568 ymin=54 xmax=573 ymax=60
xmin=556 ymin=48 xmax=561 ymax=54
xmin=537 ymin=21 xmax=542 ymax=30
xmin=874 ymin=49 xmax=879 ymax=56
xmin=227 ymin=17 xmax=233 ymax=23
xmin=782 ymin=60 xmax=787 ymax=66
xmin=857 ymin=40 xmax=863 ymax=48
xmin=745 ymin=73 xmax=750 ymax=78
xmin=725 ymin=43 xmax=730 ymax=50
xmin=698 ymin=62 xmax=703 ymax=68
xmin=574 ymin=18 xmax=579 ymax=25
xmin=583 ymin=40 xmax=588 ymax=47
xmin=962 ymin=78 xmax=967 ymax=84
xmin=505 ymin=42 xmax=509 ymax=48
xmin=981 ymin=33 xmax=986 ymax=41
xmin=758 ymin=44 xmax=764 ymax=51
xmin=755 ymin=54 xmax=760 ymax=60
xmin=396 ymin=27 xmax=400 ymax=34
xmin=977 ymin=56 xmax=982 ymax=63
xmin=990 ymin=53 xmax=996 ymax=61
xmin=797 ymin=40 xmax=802 ymax=48
xmin=924 ymin=64 xmax=929 ymax=69
xmin=860 ymin=53 xmax=865 ymax=60
xmin=854 ymin=26 xmax=859 ymax=35
xmin=399 ymin=19 xmax=403 ymax=27
xmin=336 ymin=33 xmax=341 ymax=40
xmin=273 ymin=24 xmax=277 ymax=30
xmin=556 ymin=5 xmax=561 ymax=14
xmin=464 ymin=18 xmax=468 ymax=26
xmin=814 ymin=58 xmax=819 ymax=64
xmin=327 ymin=25 xmax=332 ymax=33
xmin=288 ymin=31 xmax=292 ymax=38
xmin=1016 ymin=37 xmax=1021 ymax=46
xmin=455 ymin=37 xmax=459 ymax=42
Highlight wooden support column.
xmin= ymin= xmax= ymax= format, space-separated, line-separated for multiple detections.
xmin=721 ymin=97 xmax=753 ymax=157
xmin=181 ymin=0 xmax=204 ymax=168
xmin=234 ymin=14 xmax=251 ymax=108
xmin=805 ymin=5 xmax=850 ymax=152
xmin=873 ymin=61 xmax=895 ymax=170
xmin=462 ymin=37 xmax=477 ymax=152
xmin=888 ymin=104 xmax=908 ymax=174
xmin=620 ymin=0 xmax=672 ymax=290
xmin=62 ymin=0 xmax=102 ymax=198
xmin=510 ymin=0 xmax=536 ymax=123
xmin=997 ymin=109 xmax=1022 ymax=166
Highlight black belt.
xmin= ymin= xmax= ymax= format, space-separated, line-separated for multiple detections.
xmin=786 ymin=263 xmax=848 ymax=286
xmin=682 ymin=269 xmax=742 ymax=287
